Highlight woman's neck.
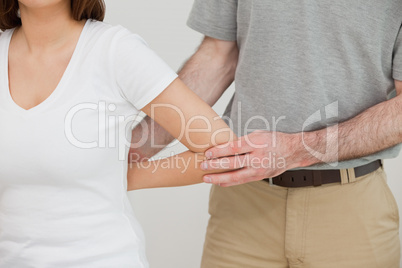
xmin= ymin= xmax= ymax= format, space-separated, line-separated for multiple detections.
xmin=17 ymin=1 xmax=83 ymax=53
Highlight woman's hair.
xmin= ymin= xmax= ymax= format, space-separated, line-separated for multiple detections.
xmin=0 ymin=0 xmax=106 ymax=31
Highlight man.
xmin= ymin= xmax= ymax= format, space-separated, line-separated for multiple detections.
xmin=130 ymin=0 xmax=401 ymax=267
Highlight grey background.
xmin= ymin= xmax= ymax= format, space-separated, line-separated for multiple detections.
xmin=104 ymin=1 xmax=402 ymax=267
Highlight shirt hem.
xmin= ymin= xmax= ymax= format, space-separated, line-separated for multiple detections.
xmin=133 ymin=73 xmax=179 ymax=111
xmin=393 ymin=68 xmax=402 ymax=81
xmin=186 ymin=17 xmax=237 ymax=42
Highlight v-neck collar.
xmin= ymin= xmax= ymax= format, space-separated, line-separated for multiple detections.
xmin=1 ymin=19 xmax=91 ymax=117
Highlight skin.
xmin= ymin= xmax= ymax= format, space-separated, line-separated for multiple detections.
xmin=9 ymin=0 xmax=86 ymax=111
xmin=128 ymin=35 xmax=402 ymax=188
xmin=9 ymin=1 xmax=237 ymax=190
xmin=129 ymin=78 xmax=237 ymax=190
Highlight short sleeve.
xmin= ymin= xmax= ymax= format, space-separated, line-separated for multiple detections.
xmin=187 ymin=0 xmax=238 ymax=41
xmin=393 ymin=24 xmax=402 ymax=80
xmin=113 ymin=30 xmax=178 ymax=110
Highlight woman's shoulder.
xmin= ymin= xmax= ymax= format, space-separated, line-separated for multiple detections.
xmin=84 ymin=20 xmax=149 ymax=56
xmin=0 ymin=28 xmax=14 ymax=40
xmin=0 ymin=28 xmax=16 ymax=46
xmin=86 ymin=20 xmax=143 ymax=42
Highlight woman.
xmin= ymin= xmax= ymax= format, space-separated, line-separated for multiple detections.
xmin=0 ymin=0 xmax=235 ymax=267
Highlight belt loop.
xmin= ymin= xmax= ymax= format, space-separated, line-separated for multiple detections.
xmin=268 ymin=178 xmax=273 ymax=186
xmin=347 ymin=168 xmax=357 ymax=183
xmin=312 ymin=170 xmax=322 ymax=186
xmin=340 ymin=169 xmax=349 ymax=185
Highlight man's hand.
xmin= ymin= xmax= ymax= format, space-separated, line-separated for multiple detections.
xmin=200 ymin=80 xmax=402 ymax=187
xmin=200 ymin=130 xmax=309 ymax=187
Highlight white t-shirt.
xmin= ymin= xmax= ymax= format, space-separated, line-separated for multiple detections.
xmin=0 ymin=19 xmax=178 ymax=267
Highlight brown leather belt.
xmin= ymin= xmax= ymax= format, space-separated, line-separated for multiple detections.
xmin=263 ymin=160 xmax=382 ymax=188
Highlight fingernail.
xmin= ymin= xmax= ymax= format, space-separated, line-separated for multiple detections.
xmin=204 ymin=176 xmax=212 ymax=183
xmin=206 ymin=151 xmax=213 ymax=159
xmin=201 ymin=162 xmax=208 ymax=170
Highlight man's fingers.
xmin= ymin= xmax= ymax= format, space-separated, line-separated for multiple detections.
xmin=205 ymin=137 xmax=253 ymax=159
xmin=201 ymin=154 xmax=251 ymax=171
xmin=203 ymin=167 xmax=256 ymax=185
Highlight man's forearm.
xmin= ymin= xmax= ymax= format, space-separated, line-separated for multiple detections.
xmin=178 ymin=37 xmax=238 ymax=106
xmin=129 ymin=115 xmax=175 ymax=161
xmin=299 ymin=91 xmax=402 ymax=167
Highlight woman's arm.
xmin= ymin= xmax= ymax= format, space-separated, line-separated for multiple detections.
xmin=128 ymin=37 xmax=238 ymax=162
xmin=128 ymin=151 xmax=229 ymax=190
xmin=141 ymin=78 xmax=235 ymax=153
xmin=127 ymin=78 xmax=237 ymax=190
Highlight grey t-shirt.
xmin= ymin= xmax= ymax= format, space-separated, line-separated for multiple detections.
xmin=187 ymin=0 xmax=402 ymax=170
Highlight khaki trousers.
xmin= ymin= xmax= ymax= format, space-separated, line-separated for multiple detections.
xmin=201 ymin=166 xmax=400 ymax=268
